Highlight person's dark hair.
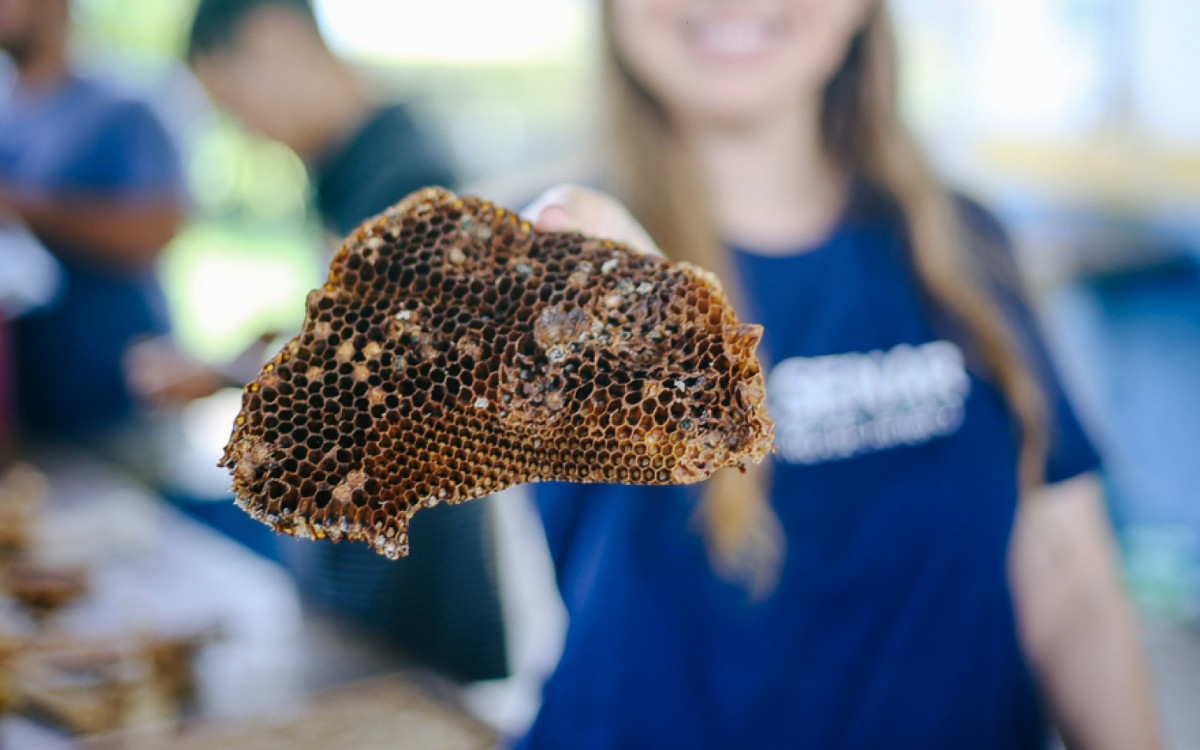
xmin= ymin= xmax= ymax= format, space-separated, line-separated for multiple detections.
xmin=187 ymin=0 xmax=315 ymax=62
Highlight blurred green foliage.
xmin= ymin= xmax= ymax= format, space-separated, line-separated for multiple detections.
xmin=72 ymin=0 xmax=193 ymax=58
xmin=69 ymin=0 xmax=323 ymax=363
xmin=161 ymin=222 xmax=319 ymax=362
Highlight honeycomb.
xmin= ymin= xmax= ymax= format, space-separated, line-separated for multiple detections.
xmin=220 ymin=187 xmax=774 ymax=559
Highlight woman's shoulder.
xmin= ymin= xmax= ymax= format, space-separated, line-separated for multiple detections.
xmin=851 ymin=181 xmax=1013 ymax=251
xmin=952 ymin=192 xmax=1014 ymax=256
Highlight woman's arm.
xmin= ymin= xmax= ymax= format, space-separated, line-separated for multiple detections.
xmin=0 ymin=187 xmax=184 ymax=269
xmin=1009 ymin=473 xmax=1163 ymax=750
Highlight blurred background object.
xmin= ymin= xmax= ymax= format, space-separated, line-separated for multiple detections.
xmin=1 ymin=0 xmax=1198 ymax=746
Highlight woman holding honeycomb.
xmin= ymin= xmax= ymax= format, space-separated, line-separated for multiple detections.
xmin=517 ymin=1 xmax=1162 ymax=747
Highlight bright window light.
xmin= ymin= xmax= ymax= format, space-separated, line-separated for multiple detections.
xmin=313 ymin=0 xmax=588 ymax=65
xmin=968 ymin=0 xmax=1107 ymax=137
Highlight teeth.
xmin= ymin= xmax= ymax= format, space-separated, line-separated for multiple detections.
xmin=693 ymin=20 xmax=772 ymax=57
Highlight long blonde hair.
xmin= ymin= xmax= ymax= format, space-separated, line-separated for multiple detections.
xmin=600 ymin=3 xmax=1047 ymax=592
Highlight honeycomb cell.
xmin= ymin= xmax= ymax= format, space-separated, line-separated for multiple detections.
xmin=220 ymin=187 xmax=774 ymax=560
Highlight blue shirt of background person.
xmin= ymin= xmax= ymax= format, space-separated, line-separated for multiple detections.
xmin=0 ymin=0 xmax=186 ymax=441
xmin=521 ymin=189 xmax=1099 ymax=750
xmin=0 ymin=72 xmax=186 ymax=438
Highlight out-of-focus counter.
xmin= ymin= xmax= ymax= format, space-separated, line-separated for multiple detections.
xmin=2 ymin=451 xmax=304 ymax=746
xmin=1 ymin=452 xmax=495 ymax=749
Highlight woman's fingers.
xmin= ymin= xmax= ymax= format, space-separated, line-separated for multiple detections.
xmin=519 ymin=183 xmax=588 ymax=231
xmin=521 ymin=184 xmax=664 ymax=258
xmin=533 ymin=205 xmax=574 ymax=233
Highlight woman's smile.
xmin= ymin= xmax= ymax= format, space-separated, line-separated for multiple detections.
xmin=681 ymin=13 xmax=788 ymax=64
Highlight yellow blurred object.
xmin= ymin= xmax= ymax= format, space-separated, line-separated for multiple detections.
xmin=159 ymin=675 xmax=495 ymax=750
xmin=0 ymin=464 xmax=47 ymax=552
xmin=978 ymin=136 xmax=1200 ymax=211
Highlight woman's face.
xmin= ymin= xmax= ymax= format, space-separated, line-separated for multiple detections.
xmin=610 ymin=0 xmax=873 ymax=128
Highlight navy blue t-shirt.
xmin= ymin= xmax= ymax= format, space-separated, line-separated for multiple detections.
xmin=520 ymin=189 xmax=1099 ymax=749
xmin=0 ymin=73 xmax=185 ymax=437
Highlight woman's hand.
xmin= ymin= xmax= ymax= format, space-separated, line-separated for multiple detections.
xmin=521 ymin=184 xmax=662 ymax=258
xmin=1010 ymin=473 xmax=1163 ymax=750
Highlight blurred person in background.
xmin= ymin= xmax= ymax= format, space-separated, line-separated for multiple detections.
xmin=0 ymin=0 xmax=186 ymax=443
xmin=181 ymin=0 xmax=508 ymax=684
xmin=187 ymin=0 xmax=455 ymax=238
xmin=516 ymin=0 xmax=1162 ymax=747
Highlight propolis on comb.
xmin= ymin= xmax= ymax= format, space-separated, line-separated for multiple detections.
xmin=220 ymin=187 xmax=774 ymax=559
